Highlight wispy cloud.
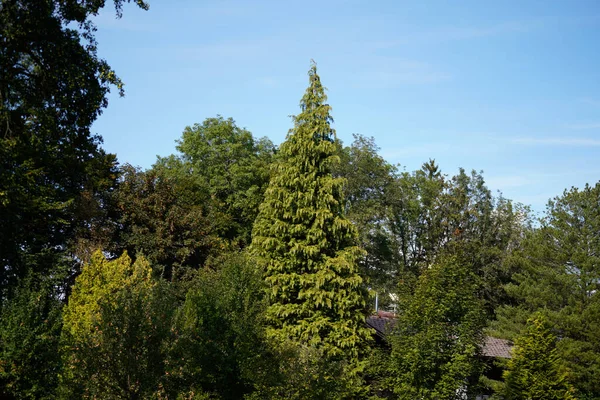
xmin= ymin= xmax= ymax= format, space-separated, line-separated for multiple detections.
xmin=359 ymin=68 xmax=449 ymax=87
xmin=372 ymin=15 xmax=600 ymax=49
xmin=380 ymin=141 xmax=479 ymax=161
xmin=580 ymin=98 xmax=600 ymax=108
xmin=516 ymin=193 xmax=554 ymax=210
xmin=486 ymin=175 xmax=531 ymax=189
xmin=416 ymin=20 xmax=534 ymax=41
xmin=565 ymin=122 xmax=600 ymax=130
xmin=372 ymin=19 xmax=540 ymax=49
xmin=351 ymin=59 xmax=450 ymax=88
xmin=254 ymin=76 xmax=280 ymax=88
xmin=511 ymin=137 xmax=600 ymax=146
xmin=171 ymin=38 xmax=283 ymax=62
xmin=189 ymin=3 xmax=255 ymax=18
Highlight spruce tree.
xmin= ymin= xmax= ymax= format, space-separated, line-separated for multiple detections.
xmin=502 ymin=314 xmax=576 ymax=400
xmin=251 ymin=62 xmax=370 ymax=362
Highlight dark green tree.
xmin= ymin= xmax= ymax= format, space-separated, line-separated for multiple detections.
xmin=251 ymin=62 xmax=371 ymax=375
xmin=156 ymin=116 xmax=275 ymax=247
xmin=388 ymin=160 xmax=447 ymax=292
xmin=1 ymin=1 xmax=147 ymax=397
xmin=502 ymin=314 xmax=576 ymax=400
xmin=0 ymin=273 xmax=64 ymax=399
xmin=335 ymin=134 xmax=399 ymax=302
xmin=164 ymin=253 xmax=271 ymax=399
xmin=111 ymin=164 xmax=224 ymax=281
xmin=0 ymin=0 xmax=147 ymax=299
xmin=386 ymin=165 xmax=529 ymax=315
xmin=494 ymin=182 xmax=600 ymax=397
xmin=389 ymin=253 xmax=486 ymax=399
xmin=443 ymin=168 xmax=532 ymax=315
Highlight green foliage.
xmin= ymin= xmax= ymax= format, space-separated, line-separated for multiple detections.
xmin=174 ymin=391 xmax=213 ymax=400
xmin=386 ymin=164 xmax=530 ymax=315
xmin=335 ymin=134 xmax=399 ymax=300
xmin=0 ymin=0 xmax=146 ymax=299
xmin=502 ymin=314 xmax=576 ymax=400
xmin=2 ymin=10 xmax=597 ymax=394
xmin=364 ymin=345 xmax=394 ymax=398
xmin=112 ymin=164 xmax=225 ymax=280
xmin=389 ymin=253 xmax=486 ymax=399
xmin=248 ymin=342 xmax=353 ymax=400
xmin=164 ymin=252 xmax=270 ymax=399
xmin=156 ymin=116 xmax=275 ymax=247
xmin=251 ymin=62 xmax=371 ymax=367
xmin=0 ymin=272 xmax=64 ymax=399
xmin=61 ymin=251 xmax=174 ymax=399
xmin=338 ymin=151 xmax=530 ymax=316
xmin=444 ymin=169 xmax=532 ymax=315
xmin=495 ymin=182 xmax=600 ymax=397
xmin=112 ymin=117 xmax=274 ymax=280
xmin=0 ymin=1 xmax=147 ymax=398
xmin=392 ymin=160 xmax=447 ymax=280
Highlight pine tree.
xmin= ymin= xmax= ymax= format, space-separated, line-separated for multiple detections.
xmin=251 ymin=62 xmax=370 ymax=362
xmin=495 ymin=182 xmax=600 ymax=397
xmin=502 ymin=314 xmax=576 ymax=400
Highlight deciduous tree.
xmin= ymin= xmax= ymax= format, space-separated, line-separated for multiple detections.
xmin=111 ymin=164 xmax=224 ymax=280
xmin=164 ymin=253 xmax=270 ymax=399
xmin=0 ymin=0 xmax=147 ymax=298
xmin=389 ymin=253 xmax=486 ymax=399
xmin=156 ymin=116 xmax=275 ymax=247
xmin=335 ymin=134 xmax=399 ymax=301
xmin=61 ymin=251 xmax=173 ymax=399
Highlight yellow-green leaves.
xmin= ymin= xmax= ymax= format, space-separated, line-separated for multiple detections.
xmin=503 ymin=314 xmax=576 ymax=400
xmin=251 ymin=63 xmax=370 ymax=395
xmin=62 ymin=251 xmax=154 ymax=341
xmin=60 ymin=251 xmax=168 ymax=398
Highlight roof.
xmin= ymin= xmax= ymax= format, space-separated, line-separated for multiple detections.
xmin=365 ymin=313 xmax=397 ymax=342
xmin=366 ymin=314 xmax=394 ymax=339
xmin=365 ymin=313 xmax=513 ymax=359
xmin=481 ymin=336 xmax=513 ymax=359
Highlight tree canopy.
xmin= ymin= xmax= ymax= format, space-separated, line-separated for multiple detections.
xmin=494 ymin=183 xmax=600 ymax=397
xmin=1 ymin=4 xmax=599 ymax=395
xmin=0 ymin=0 xmax=147 ymax=297
xmin=251 ymin=63 xmax=371 ymax=365
xmin=502 ymin=314 xmax=576 ymax=400
xmin=389 ymin=253 xmax=486 ymax=399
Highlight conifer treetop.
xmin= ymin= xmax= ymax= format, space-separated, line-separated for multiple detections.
xmin=251 ymin=62 xmax=370 ymax=362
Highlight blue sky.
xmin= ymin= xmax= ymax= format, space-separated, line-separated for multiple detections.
xmin=91 ymin=0 xmax=600 ymax=215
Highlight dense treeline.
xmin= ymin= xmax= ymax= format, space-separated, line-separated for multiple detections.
xmin=1 ymin=1 xmax=599 ymax=399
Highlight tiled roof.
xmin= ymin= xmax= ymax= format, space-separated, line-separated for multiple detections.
xmin=481 ymin=336 xmax=513 ymax=359
xmin=365 ymin=314 xmax=513 ymax=359
xmin=365 ymin=314 xmax=396 ymax=340
xmin=366 ymin=315 xmax=395 ymax=339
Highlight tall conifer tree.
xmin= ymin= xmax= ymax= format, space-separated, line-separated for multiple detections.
xmin=251 ymin=62 xmax=370 ymax=361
